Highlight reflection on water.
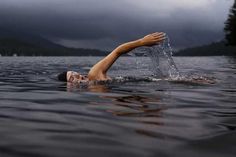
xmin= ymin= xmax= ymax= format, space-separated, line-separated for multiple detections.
xmin=102 ymin=95 xmax=163 ymax=117
xmin=0 ymin=56 xmax=236 ymax=157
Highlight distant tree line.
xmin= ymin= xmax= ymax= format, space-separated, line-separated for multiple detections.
xmin=0 ymin=38 xmax=109 ymax=56
xmin=175 ymin=41 xmax=236 ymax=56
xmin=176 ymin=1 xmax=236 ymax=56
xmin=225 ymin=0 xmax=236 ymax=47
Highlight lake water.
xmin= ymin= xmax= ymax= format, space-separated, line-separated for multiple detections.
xmin=0 ymin=56 xmax=235 ymax=157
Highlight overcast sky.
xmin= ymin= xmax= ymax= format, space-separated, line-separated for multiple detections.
xmin=0 ymin=0 xmax=234 ymax=50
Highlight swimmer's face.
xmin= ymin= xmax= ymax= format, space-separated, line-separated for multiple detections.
xmin=67 ymin=71 xmax=88 ymax=83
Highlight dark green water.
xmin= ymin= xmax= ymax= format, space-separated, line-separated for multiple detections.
xmin=0 ymin=56 xmax=235 ymax=157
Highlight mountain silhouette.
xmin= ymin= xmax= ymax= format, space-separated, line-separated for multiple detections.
xmin=0 ymin=28 xmax=108 ymax=56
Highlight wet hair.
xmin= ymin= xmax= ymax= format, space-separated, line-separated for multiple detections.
xmin=57 ymin=71 xmax=67 ymax=82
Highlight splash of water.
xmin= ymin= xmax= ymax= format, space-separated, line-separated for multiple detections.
xmin=131 ymin=35 xmax=180 ymax=79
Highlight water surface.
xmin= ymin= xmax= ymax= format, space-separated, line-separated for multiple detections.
xmin=0 ymin=56 xmax=235 ymax=157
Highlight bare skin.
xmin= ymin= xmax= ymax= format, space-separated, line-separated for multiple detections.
xmin=66 ymin=32 xmax=166 ymax=83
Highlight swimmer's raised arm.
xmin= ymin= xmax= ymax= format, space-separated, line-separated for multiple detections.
xmin=88 ymin=32 xmax=165 ymax=81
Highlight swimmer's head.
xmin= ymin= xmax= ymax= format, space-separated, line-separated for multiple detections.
xmin=58 ymin=71 xmax=88 ymax=83
xmin=57 ymin=71 xmax=67 ymax=82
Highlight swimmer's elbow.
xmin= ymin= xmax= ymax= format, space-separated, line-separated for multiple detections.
xmin=115 ymin=44 xmax=130 ymax=55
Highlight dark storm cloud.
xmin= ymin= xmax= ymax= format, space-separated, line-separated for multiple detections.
xmin=0 ymin=0 xmax=234 ymax=50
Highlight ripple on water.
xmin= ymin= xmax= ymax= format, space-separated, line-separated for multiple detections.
xmin=0 ymin=56 xmax=236 ymax=157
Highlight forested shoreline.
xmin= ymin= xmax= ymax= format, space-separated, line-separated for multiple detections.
xmin=0 ymin=38 xmax=108 ymax=56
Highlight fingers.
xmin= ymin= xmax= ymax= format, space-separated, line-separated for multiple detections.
xmin=154 ymin=34 xmax=166 ymax=44
xmin=158 ymin=37 xmax=165 ymax=41
xmin=152 ymin=32 xmax=166 ymax=42
xmin=157 ymin=37 xmax=165 ymax=41
xmin=151 ymin=32 xmax=166 ymax=43
xmin=152 ymin=32 xmax=165 ymax=37
xmin=142 ymin=32 xmax=166 ymax=46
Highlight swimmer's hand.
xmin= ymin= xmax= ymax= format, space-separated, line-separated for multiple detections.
xmin=140 ymin=32 xmax=166 ymax=46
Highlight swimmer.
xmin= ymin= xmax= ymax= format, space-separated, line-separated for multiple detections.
xmin=58 ymin=32 xmax=166 ymax=83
